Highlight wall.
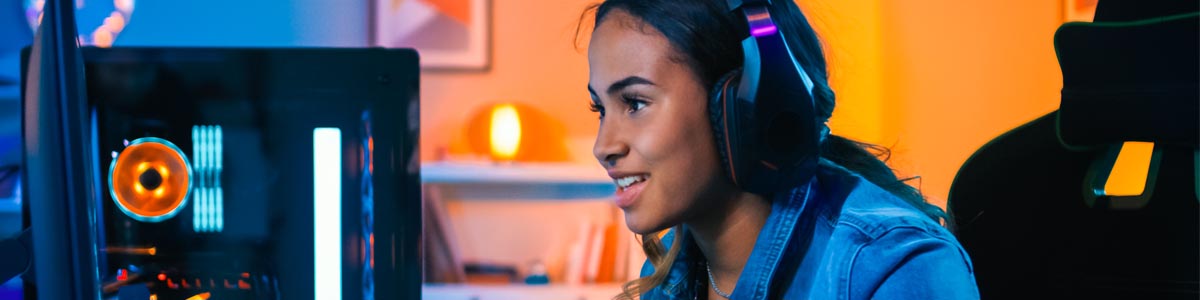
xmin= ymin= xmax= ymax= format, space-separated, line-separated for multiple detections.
xmin=799 ymin=0 xmax=887 ymax=145
xmin=878 ymin=0 xmax=1064 ymax=204
xmin=759 ymin=0 xmax=1066 ymax=205
xmin=423 ymin=0 xmax=598 ymax=163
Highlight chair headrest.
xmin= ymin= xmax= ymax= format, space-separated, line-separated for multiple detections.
xmin=1094 ymin=0 xmax=1199 ymax=22
xmin=1055 ymin=12 xmax=1199 ymax=148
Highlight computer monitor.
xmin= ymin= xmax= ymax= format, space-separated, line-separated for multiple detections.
xmin=21 ymin=47 xmax=421 ymax=299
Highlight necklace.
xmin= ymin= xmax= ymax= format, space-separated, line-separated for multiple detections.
xmin=705 ymin=263 xmax=734 ymax=299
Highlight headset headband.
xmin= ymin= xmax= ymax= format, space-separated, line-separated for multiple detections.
xmin=715 ymin=0 xmax=822 ymax=193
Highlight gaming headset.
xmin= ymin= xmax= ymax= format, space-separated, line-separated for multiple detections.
xmin=710 ymin=0 xmax=822 ymax=195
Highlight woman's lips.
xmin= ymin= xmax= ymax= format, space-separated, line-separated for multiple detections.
xmin=615 ymin=178 xmax=646 ymax=209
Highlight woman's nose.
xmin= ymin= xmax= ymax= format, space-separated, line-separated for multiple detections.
xmin=593 ymin=124 xmax=629 ymax=167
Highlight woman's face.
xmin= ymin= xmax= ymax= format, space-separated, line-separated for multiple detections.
xmin=588 ymin=10 xmax=738 ymax=234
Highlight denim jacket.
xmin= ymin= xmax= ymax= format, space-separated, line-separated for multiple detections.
xmin=640 ymin=160 xmax=980 ymax=299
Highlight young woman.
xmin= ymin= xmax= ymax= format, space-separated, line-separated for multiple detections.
xmin=584 ymin=0 xmax=980 ymax=299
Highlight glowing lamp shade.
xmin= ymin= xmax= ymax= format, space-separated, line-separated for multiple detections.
xmin=461 ymin=103 xmax=570 ymax=162
xmin=489 ymin=104 xmax=522 ymax=161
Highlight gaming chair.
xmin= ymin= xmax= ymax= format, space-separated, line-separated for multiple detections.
xmin=948 ymin=1 xmax=1199 ymax=299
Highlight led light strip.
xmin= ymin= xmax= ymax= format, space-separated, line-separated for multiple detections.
xmin=191 ymin=125 xmax=223 ymax=233
xmin=215 ymin=127 xmax=223 ymax=232
xmin=192 ymin=126 xmax=202 ymax=232
xmin=313 ymin=128 xmax=342 ymax=300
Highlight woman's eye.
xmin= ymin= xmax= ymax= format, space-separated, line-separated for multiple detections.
xmin=589 ymin=103 xmax=605 ymax=119
xmin=625 ymin=97 xmax=648 ymax=113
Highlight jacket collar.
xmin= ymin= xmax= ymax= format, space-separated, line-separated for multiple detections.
xmin=652 ymin=179 xmax=817 ymax=300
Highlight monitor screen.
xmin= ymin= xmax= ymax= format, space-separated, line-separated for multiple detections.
xmin=23 ymin=47 xmax=421 ymax=299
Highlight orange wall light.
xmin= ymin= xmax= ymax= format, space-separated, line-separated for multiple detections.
xmin=489 ymin=104 xmax=522 ymax=161
xmin=462 ymin=103 xmax=571 ymax=162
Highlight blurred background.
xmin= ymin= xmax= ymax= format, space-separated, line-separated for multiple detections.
xmin=1 ymin=0 xmax=1134 ymax=299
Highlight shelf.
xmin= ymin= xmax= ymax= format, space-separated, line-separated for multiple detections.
xmin=422 ymin=162 xmax=615 ymax=200
xmin=423 ymin=283 xmax=624 ymax=300
xmin=422 ymin=161 xmax=611 ymax=185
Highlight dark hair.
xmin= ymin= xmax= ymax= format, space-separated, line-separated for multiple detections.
xmin=580 ymin=0 xmax=947 ymax=298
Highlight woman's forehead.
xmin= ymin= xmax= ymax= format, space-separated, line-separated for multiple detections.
xmin=588 ymin=13 xmax=688 ymax=92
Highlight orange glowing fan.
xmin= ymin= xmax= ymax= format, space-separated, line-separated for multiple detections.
xmin=109 ymin=138 xmax=192 ymax=222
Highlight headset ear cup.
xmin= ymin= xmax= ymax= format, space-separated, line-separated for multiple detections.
xmin=709 ymin=70 xmax=741 ymax=184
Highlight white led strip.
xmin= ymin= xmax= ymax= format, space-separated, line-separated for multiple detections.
xmin=313 ymin=128 xmax=342 ymax=300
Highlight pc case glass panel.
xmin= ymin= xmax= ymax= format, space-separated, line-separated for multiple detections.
xmin=79 ymin=48 xmax=420 ymax=300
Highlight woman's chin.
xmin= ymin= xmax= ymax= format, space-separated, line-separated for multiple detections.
xmin=622 ymin=212 xmax=671 ymax=235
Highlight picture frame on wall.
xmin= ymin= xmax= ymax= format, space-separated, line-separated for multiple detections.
xmin=372 ymin=0 xmax=491 ymax=70
xmin=1063 ymin=0 xmax=1099 ymax=22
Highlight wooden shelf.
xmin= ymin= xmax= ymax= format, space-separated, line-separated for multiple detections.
xmin=422 ymin=162 xmax=615 ymax=200
xmin=423 ymin=283 xmax=624 ymax=300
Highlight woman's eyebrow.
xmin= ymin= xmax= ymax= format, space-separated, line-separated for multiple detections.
xmin=588 ymin=76 xmax=656 ymax=97
xmin=606 ymin=76 xmax=656 ymax=94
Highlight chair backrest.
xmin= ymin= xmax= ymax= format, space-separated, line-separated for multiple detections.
xmin=948 ymin=2 xmax=1199 ymax=298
